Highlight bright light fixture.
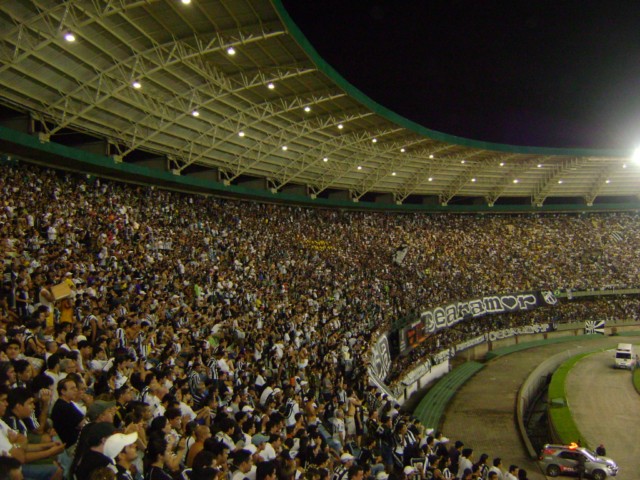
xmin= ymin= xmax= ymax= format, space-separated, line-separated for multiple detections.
xmin=605 ymin=179 xmax=611 ymax=184
xmin=357 ymin=165 xmax=362 ymax=170
xmin=400 ymin=148 xmax=405 ymax=153
xmin=281 ymin=145 xmax=288 ymax=151
xmin=337 ymin=124 xmax=344 ymax=130
xmin=64 ymin=32 xmax=76 ymax=42
xmin=632 ymin=147 xmax=640 ymax=163
xmin=499 ymin=162 xmax=505 ymax=167
xmin=558 ymin=180 xmax=563 ymax=184
xmin=471 ymin=178 xmax=476 ymax=182
xmin=191 ymin=110 xmax=199 ymax=117
xmin=181 ymin=0 xmax=191 ymax=4
xmin=372 ymin=138 xmax=377 ymax=143
xmin=391 ymin=172 xmax=397 ymax=176
xmin=429 ymin=154 xmax=434 ymax=159
xmin=132 ymin=81 xmax=142 ymax=89
xmin=227 ymin=47 xmax=236 ymax=56
xmin=623 ymin=164 xmax=627 ymax=169
xmin=513 ymin=179 xmax=519 ymax=183
xmin=322 ymin=157 xmax=328 ymax=162
xmin=267 ymin=82 xmax=275 ymax=90
xmin=304 ymin=106 xmax=311 ymax=112
xmin=461 ymin=160 xmax=465 ymax=164
xmin=428 ymin=177 xmax=433 ymax=182
xmin=537 ymin=164 xmax=543 ymax=168
xmin=238 ymin=131 xmax=245 ymax=137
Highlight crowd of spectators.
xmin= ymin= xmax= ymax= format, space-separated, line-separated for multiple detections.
xmin=0 ymin=161 xmax=638 ymax=480
xmin=390 ymin=297 xmax=640 ymax=383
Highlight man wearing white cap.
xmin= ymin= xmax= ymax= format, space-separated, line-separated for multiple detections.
xmin=403 ymin=466 xmax=417 ymax=479
xmin=104 ymin=431 xmax=138 ymax=480
xmin=333 ymin=453 xmax=355 ymax=480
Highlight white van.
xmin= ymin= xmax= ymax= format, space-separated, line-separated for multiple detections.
xmin=614 ymin=343 xmax=634 ymax=369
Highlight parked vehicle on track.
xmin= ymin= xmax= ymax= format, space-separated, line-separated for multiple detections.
xmin=538 ymin=443 xmax=618 ymax=479
xmin=614 ymin=343 xmax=634 ymax=369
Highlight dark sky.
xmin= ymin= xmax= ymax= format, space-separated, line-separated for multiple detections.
xmin=281 ymin=1 xmax=640 ymax=150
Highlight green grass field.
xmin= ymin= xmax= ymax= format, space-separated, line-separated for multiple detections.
xmin=548 ymin=352 xmax=593 ymax=448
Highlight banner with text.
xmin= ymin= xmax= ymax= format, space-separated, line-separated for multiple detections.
xmin=399 ymin=290 xmax=558 ymax=353
xmin=370 ymin=333 xmax=393 ymax=382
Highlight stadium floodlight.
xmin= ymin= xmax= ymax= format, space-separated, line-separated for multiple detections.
xmin=132 ymin=81 xmax=142 ymax=89
xmin=267 ymin=82 xmax=275 ymax=90
xmin=337 ymin=124 xmax=344 ymax=130
xmin=227 ymin=47 xmax=236 ymax=56
xmin=304 ymin=106 xmax=311 ymax=112
xmin=191 ymin=110 xmax=200 ymax=117
xmin=64 ymin=32 xmax=76 ymax=42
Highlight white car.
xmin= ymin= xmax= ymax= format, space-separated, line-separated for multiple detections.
xmin=538 ymin=443 xmax=618 ymax=479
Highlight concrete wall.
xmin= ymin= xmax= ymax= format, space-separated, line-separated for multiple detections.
xmin=394 ymin=320 xmax=640 ymax=409
xmin=460 ymin=320 xmax=640 ymax=361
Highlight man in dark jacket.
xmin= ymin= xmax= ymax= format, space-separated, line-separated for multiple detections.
xmin=74 ymin=422 xmax=117 ymax=480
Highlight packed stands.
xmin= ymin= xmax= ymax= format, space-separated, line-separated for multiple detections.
xmin=0 ymin=161 xmax=638 ymax=480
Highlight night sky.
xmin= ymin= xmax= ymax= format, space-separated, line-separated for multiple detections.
xmin=281 ymin=1 xmax=640 ymax=150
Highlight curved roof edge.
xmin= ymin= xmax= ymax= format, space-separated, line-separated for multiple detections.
xmin=1 ymin=125 xmax=638 ymax=214
xmin=272 ymin=0 xmax=629 ymax=159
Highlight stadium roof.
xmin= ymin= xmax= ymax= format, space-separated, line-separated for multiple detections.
xmin=0 ymin=0 xmax=637 ymax=206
